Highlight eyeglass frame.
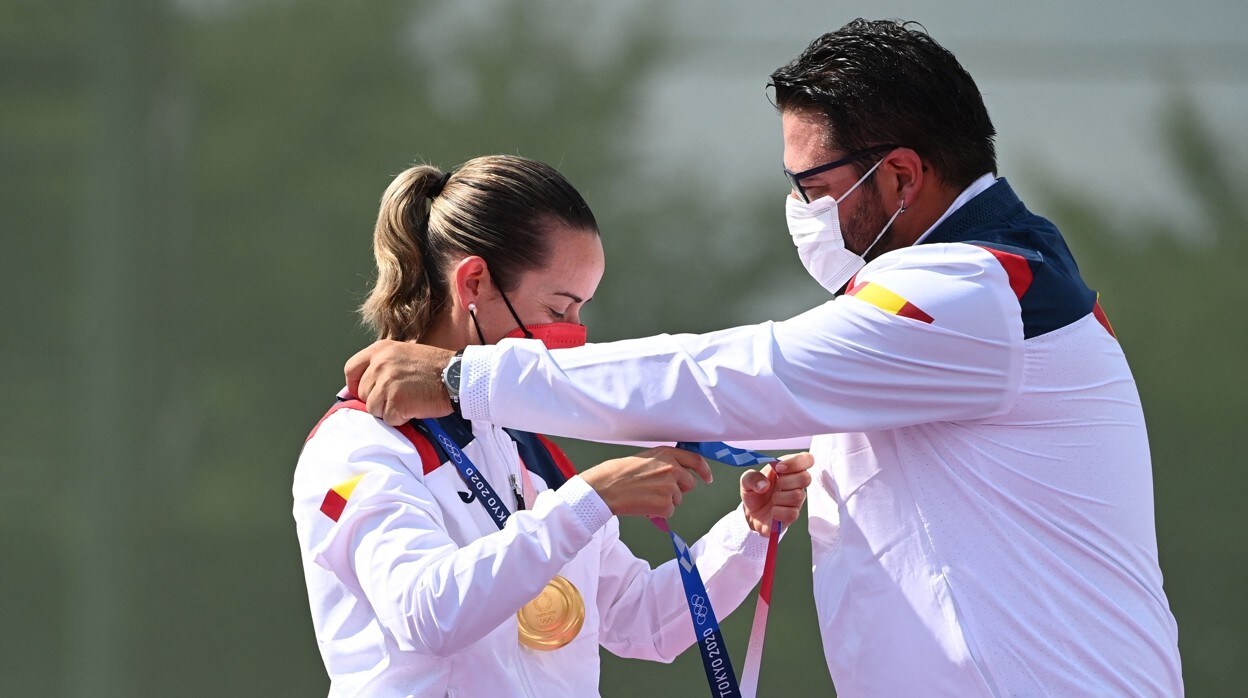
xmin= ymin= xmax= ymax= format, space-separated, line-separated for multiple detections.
xmin=783 ymin=144 xmax=899 ymax=203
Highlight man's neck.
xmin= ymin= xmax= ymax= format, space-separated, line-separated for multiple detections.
xmin=913 ymin=173 xmax=998 ymax=245
xmin=900 ymin=182 xmax=965 ymax=243
xmin=881 ymin=173 xmax=997 ymax=255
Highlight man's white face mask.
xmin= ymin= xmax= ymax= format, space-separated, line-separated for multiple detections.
xmin=785 ymin=157 xmax=905 ymax=294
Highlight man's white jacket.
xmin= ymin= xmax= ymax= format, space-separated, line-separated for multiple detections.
xmin=453 ymin=178 xmax=1184 ymax=696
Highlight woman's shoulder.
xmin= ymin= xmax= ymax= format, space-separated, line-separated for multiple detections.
xmin=296 ymin=403 xmax=438 ymax=490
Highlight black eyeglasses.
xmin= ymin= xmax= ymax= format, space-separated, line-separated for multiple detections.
xmin=783 ymin=144 xmax=898 ymax=203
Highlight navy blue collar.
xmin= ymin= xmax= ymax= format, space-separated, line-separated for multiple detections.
xmin=919 ymin=177 xmax=1026 ymax=246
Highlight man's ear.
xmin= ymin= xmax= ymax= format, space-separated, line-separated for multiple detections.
xmin=450 ymin=255 xmax=491 ymax=309
xmin=882 ymin=147 xmax=924 ymax=209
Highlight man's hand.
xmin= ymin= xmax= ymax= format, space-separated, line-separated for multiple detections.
xmin=740 ymin=452 xmax=814 ymax=536
xmin=579 ymin=446 xmax=714 ymax=519
xmin=345 ymin=340 xmax=456 ymax=425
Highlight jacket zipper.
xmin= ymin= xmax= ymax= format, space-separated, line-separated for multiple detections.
xmin=513 ymin=644 xmax=539 ymax=697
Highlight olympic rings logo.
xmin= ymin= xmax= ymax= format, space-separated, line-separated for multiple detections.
xmin=436 ymin=434 xmax=463 ymax=464
xmin=690 ymin=594 xmax=709 ymax=624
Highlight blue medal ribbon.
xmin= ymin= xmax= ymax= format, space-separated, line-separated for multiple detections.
xmin=675 ymin=441 xmax=775 ymax=468
xmin=663 ymin=441 xmax=776 ymax=698
xmin=653 ymin=516 xmax=741 ymax=697
xmin=421 ymin=417 xmax=512 ymax=530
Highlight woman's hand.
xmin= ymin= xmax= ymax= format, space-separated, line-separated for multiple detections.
xmin=579 ymin=446 xmax=713 ymax=519
xmin=739 ymin=452 xmax=814 ymax=536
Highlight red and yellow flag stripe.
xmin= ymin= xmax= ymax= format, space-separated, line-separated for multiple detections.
xmin=320 ymin=474 xmax=364 ymax=522
xmin=846 ymin=281 xmax=934 ymax=324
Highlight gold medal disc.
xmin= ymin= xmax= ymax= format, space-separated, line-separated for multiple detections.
xmin=517 ymin=575 xmax=585 ymax=651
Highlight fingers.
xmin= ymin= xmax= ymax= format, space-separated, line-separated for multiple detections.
xmin=347 ymin=342 xmax=387 ymax=415
xmin=661 ymin=481 xmax=685 ymax=518
xmin=345 ymin=341 xmax=458 ymax=424
xmin=354 ymin=361 xmax=396 ymax=424
xmin=359 ymin=366 xmax=409 ymax=426
xmin=669 ymin=448 xmax=713 ymax=484
xmin=664 ymin=451 xmax=702 ymax=512
xmin=765 ymin=488 xmax=807 ymax=508
xmin=658 ymin=499 xmax=676 ymax=519
xmin=740 ymin=454 xmax=814 ymax=533
xmin=383 ymin=398 xmax=409 ymax=427
xmin=773 ymin=453 xmax=814 ymax=491
xmin=674 ymin=465 xmax=698 ymax=494
xmin=593 ymin=447 xmax=813 ymax=522
xmin=773 ymin=468 xmax=812 ymax=493
xmin=740 ymin=469 xmax=770 ymax=495
xmin=770 ymin=501 xmax=806 ymax=525
xmin=358 ymin=366 xmax=379 ymax=415
xmin=344 ymin=344 xmax=376 ymax=397
xmin=770 ymin=465 xmax=810 ymax=525
xmin=585 ymin=451 xmax=699 ymax=518
xmin=774 ymin=451 xmax=814 ymax=475
xmin=357 ymin=361 xmax=378 ymax=405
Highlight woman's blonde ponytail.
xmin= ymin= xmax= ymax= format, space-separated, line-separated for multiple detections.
xmin=360 ymin=165 xmax=446 ymax=341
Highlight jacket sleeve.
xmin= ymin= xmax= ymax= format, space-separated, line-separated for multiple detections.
xmin=459 ymin=244 xmax=1024 ymax=443
xmin=295 ymin=410 xmax=612 ymax=657
xmin=593 ymin=506 xmax=768 ymax=661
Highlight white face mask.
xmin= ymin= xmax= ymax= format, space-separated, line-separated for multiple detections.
xmin=785 ymin=158 xmax=905 ymax=294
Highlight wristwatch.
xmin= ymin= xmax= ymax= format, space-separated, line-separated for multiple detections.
xmin=442 ymin=350 xmax=464 ymax=403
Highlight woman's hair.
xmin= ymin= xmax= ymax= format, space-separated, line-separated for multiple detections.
xmin=361 ymin=155 xmax=599 ymax=341
xmin=769 ymin=19 xmax=997 ymax=188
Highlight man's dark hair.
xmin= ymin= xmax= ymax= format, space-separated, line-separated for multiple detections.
xmin=769 ymin=19 xmax=997 ymax=188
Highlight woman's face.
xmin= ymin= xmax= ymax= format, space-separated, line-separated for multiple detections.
xmin=477 ymin=225 xmax=605 ymax=343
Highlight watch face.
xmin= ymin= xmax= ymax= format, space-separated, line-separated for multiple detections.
xmin=444 ymin=356 xmax=463 ymax=398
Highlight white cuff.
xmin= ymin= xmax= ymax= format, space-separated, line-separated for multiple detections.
xmin=724 ymin=504 xmax=770 ymax=561
xmin=459 ymin=344 xmax=499 ymax=422
xmin=553 ymin=475 xmax=613 ymax=535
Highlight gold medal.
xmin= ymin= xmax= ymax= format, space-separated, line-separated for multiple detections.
xmin=517 ymin=575 xmax=585 ymax=651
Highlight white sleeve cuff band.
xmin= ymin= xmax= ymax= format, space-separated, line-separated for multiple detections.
xmin=554 ymin=475 xmax=613 ymax=535
xmin=460 ymin=344 xmax=499 ymax=422
xmin=726 ymin=504 xmax=770 ymax=561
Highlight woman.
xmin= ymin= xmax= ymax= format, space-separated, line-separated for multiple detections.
xmin=293 ymin=155 xmax=811 ymax=697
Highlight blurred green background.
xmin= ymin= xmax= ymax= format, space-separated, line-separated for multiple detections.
xmin=3 ymin=0 xmax=1245 ymax=695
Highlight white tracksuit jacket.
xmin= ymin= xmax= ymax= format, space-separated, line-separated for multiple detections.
xmin=293 ymin=403 xmax=768 ymax=697
xmin=452 ymin=178 xmax=1183 ymax=696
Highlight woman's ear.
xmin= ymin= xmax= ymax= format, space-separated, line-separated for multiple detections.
xmin=451 ymin=255 xmax=491 ymax=309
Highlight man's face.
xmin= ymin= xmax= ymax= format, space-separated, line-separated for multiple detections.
xmin=781 ymin=110 xmax=890 ymax=256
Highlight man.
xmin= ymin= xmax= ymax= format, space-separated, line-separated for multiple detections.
xmin=345 ymin=19 xmax=1183 ymax=696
